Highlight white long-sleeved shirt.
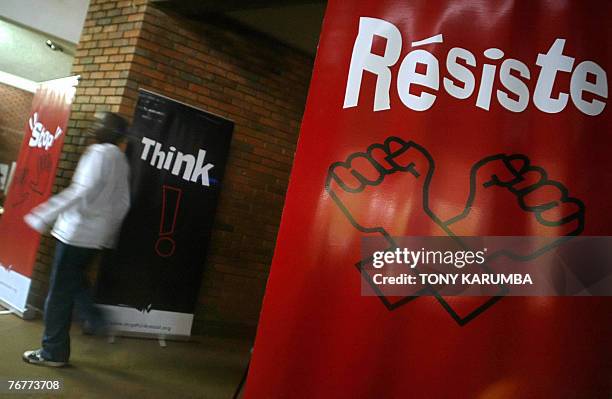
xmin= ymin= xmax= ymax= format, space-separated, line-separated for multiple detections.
xmin=25 ymin=143 xmax=130 ymax=249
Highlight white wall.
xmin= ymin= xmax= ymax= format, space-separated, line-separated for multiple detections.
xmin=0 ymin=0 xmax=90 ymax=44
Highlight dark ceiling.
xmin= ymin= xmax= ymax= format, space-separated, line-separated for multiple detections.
xmin=152 ymin=0 xmax=327 ymax=55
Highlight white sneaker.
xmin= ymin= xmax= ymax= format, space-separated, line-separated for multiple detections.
xmin=22 ymin=349 xmax=67 ymax=367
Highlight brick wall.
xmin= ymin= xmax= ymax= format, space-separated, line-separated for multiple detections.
xmin=29 ymin=0 xmax=313 ymax=337
xmin=0 ymin=83 xmax=33 ymax=197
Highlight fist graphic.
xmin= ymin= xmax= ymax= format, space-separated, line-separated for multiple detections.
xmin=325 ymin=136 xmax=585 ymax=324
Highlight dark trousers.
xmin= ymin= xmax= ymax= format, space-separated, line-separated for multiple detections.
xmin=41 ymin=241 xmax=103 ymax=362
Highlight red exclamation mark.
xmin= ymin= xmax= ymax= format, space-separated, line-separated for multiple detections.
xmin=155 ymin=185 xmax=182 ymax=257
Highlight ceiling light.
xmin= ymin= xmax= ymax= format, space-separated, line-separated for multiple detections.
xmin=45 ymin=39 xmax=63 ymax=52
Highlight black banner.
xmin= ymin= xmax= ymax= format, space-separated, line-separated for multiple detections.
xmin=96 ymin=90 xmax=234 ymax=317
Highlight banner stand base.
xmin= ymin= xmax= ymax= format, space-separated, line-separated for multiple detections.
xmin=0 ymin=299 xmax=36 ymax=320
xmin=232 ymin=347 xmax=253 ymax=399
xmin=104 ymin=331 xmax=189 ymax=348
xmin=107 ymin=336 xmax=170 ymax=347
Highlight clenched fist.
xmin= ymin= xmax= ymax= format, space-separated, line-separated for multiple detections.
xmin=325 ymin=136 xmax=585 ymax=324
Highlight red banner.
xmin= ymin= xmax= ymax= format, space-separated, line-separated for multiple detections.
xmin=246 ymin=1 xmax=611 ymax=398
xmin=0 ymin=77 xmax=76 ymax=312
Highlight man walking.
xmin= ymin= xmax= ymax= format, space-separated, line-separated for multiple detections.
xmin=22 ymin=112 xmax=131 ymax=367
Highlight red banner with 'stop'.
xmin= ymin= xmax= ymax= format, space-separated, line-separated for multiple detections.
xmin=0 ymin=77 xmax=76 ymax=313
xmin=246 ymin=1 xmax=611 ymax=397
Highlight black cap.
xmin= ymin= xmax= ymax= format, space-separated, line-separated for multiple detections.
xmin=88 ymin=112 xmax=129 ymax=144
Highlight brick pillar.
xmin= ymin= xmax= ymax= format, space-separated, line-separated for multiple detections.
xmin=29 ymin=0 xmax=313 ymax=337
